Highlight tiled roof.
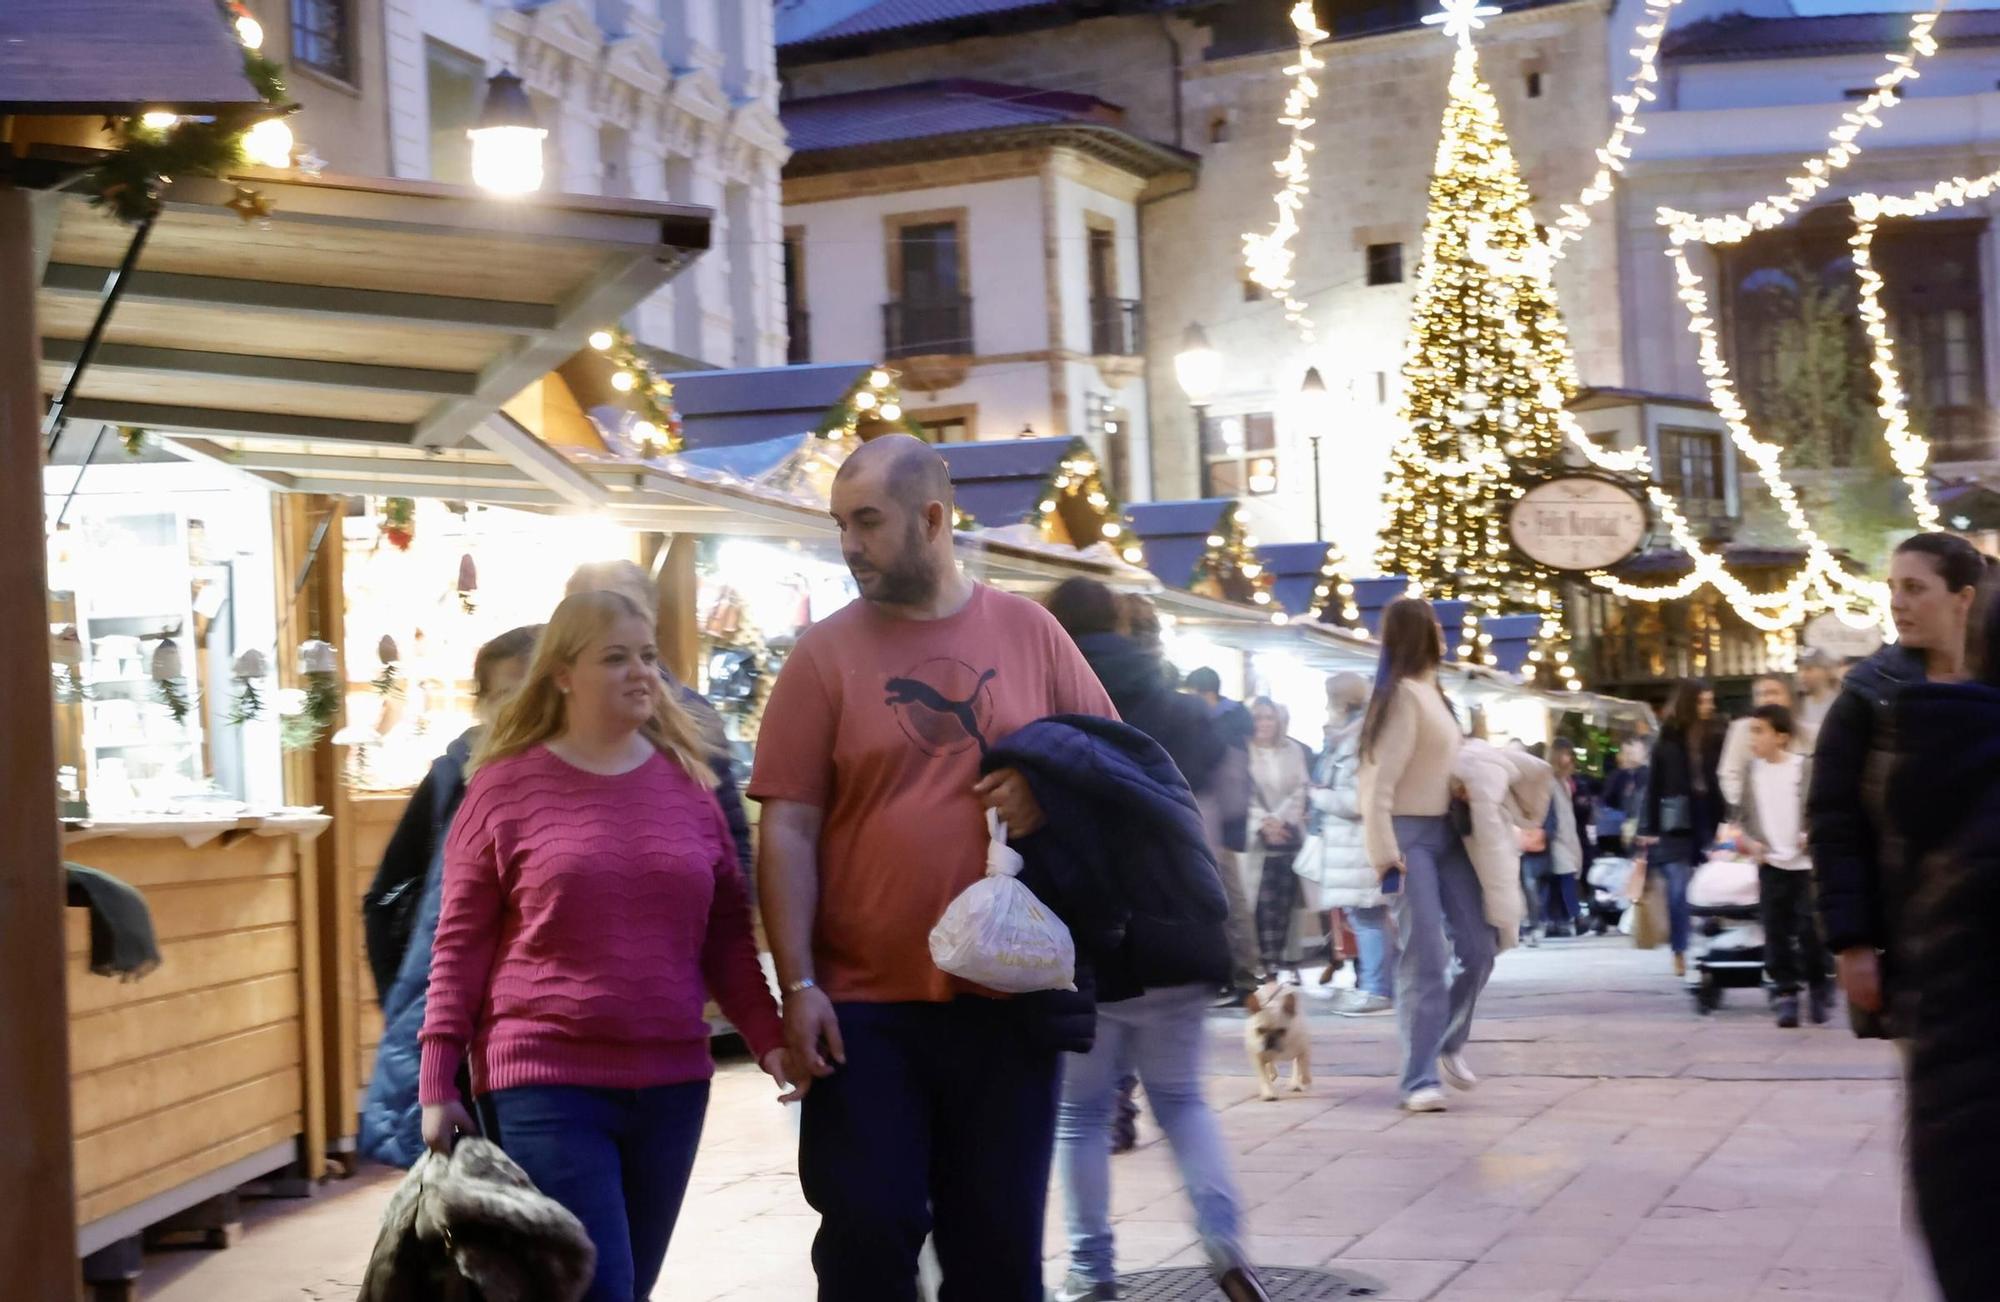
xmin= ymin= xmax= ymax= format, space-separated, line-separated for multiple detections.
xmin=779 ymin=0 xmax=1060 ymax=47
xmin=782 ymin=78 xmax=1125 ymax=154
xmin=1663 ymin=9 xmax=2000 ymax=62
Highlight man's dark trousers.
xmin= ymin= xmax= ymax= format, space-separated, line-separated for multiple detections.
xmin=799 ymin=998 xmax=1061 ymax=1302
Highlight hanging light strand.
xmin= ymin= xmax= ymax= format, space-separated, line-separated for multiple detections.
xmin=1541 ymin=0 xmax=1684 ymax=263
xmin=1242 ymin=2 xmax=1331 ymax=344
xmin=1658 ymin=8 xmax=1941 ymax=246
xmin=1848 ymin=166 xmax=2000 ymax=531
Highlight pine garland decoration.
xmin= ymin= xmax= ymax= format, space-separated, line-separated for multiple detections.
xmin=84 ymin=2 xmax=292 ymax=224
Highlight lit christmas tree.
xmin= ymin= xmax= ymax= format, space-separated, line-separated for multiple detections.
xmin=1378 ymin=2 xmax=1581 ymax=686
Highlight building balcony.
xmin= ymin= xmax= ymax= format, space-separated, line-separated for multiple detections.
xmin=883 ymin=295 xmax=973 ymax=359
xmin=787 ymin=306 xmax=811 ymax=365
xmin=1090 ymin=296 xmax=1142 ymax=358
xmin=1927 ymin=406 xmax=1998 ymax=464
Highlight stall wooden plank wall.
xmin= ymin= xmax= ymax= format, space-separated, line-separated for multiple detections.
xmin=342 ymin=793 xmax=406 ymax=1094
xmin=65 ymin=832 xmax=326 ymax=1233
xmin=274 ymin=495 xmax=360 ymax=1157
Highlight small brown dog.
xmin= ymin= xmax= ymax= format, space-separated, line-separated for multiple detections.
xmin=1244 ymin=983 xmax=1312 ymax=1101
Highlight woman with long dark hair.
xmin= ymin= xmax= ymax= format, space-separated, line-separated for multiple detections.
xmin=1358 ymin=597 xmax=1491 ymax=1115
xmin=1814 ymin=531 xmax=1988 ymax=1036
xmin=1639 ymin=678 xmax=1715 ymax=976
xmin=1887 ymin=566 xmax=2000 ymax=1299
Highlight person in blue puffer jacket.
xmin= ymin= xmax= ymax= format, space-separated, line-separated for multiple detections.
xmin=358 ymin=625 xmax=539 ymax=1168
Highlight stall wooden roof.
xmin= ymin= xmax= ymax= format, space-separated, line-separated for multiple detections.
xmin=24 ymin=167 xmax=710 ymax=463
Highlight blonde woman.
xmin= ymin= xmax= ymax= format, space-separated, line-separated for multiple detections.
xmin=420 ymin=590 xmax=788 ymax=1302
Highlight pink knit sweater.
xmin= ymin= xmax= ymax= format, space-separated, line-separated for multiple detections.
xmin=418 ymin=745 xmax=782 ymax=1106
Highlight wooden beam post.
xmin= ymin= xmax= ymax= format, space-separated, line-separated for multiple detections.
xmin=0 ymin=183 xmax=81 ymax=1298
xmin=657 ymin=534 xmax=701 ymax=689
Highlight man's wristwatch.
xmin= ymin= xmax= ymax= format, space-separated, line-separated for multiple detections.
xmin=782 ymin=977 xmax=818 ymax=999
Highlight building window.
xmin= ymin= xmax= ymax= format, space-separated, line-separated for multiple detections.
xmin=1242 ymin=277 xmax=1263 ymax=302
xmin=293 ymin=0 xmax=355 ymax=82
xmin=599 ymin=126 xmax=629 ymax=197
xmin=1844 ymin=87 xmax=1874 ymax=101
xmin=1202 ymin=412 xmax=1279 ymax=497
xmin=1366 ymin=242 xmax=1404 ymax=286
xmin=423 ymin=39 xmax=482 ymax=185
xmin=1659 ymin=426 xmax=1727 ymax=522
xmin=886 ymin=214 xmax=971 ymax=357
xmin=1209 ymin=113 xmax=1231 ymax=144
xmin=784 ymin=229 xmax=809 ymax=365
xmin=1723 ymin=214 xmax=1990 ymax=465
xmin=1525 ymin=71 xmax=1543 ymax=98
xmin=918 ymin=417 xmax=970 ymax=443
xmin=1087 ymin=223 xmax=1139 ymax=356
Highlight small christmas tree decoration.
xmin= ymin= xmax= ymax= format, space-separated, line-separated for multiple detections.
xmin=380 ymin=498 xmax=416 ymax=551
xmin=228 ymin=647 xmax=270 ymax=725
xmin=151 ymin=637 xmax=192 ymax=725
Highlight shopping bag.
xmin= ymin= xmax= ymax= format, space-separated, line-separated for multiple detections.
xmin=1631 ymin=871 xmax=1669 ymax=950
xmin=928 ymin=809 xmax=1076 ymax=993
xmin=1688 ymin=857 xmax=1760 ymax=909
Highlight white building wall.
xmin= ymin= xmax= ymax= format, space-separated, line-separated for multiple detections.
xmin=382 ymin=0 xmax=789 ymax=370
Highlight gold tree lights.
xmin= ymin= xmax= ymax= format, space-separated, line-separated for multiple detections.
xmin=1378 ymin=27 xmax=1580 ymax=689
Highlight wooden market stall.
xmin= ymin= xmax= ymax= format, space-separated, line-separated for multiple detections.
xmin=8 ymin=49 xmax=710 ymax=1279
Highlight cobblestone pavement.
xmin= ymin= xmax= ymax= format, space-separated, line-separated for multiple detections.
xmin=144 ymin=936 xmax=1929 ymax=1301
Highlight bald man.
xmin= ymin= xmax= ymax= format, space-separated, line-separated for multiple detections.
xmin=750 ymin=436 xmax=1117 ymax=1301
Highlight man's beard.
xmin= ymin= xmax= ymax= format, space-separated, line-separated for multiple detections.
xmin=850 ymin=520 xmax=938 ymax=606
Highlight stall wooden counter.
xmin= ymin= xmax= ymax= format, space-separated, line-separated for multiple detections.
xmin=63 ymin=811 xmax=332 ymax=1259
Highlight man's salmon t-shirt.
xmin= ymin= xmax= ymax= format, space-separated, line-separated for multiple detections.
xmin=748 ymin=583 xmax=1115 ymax=1003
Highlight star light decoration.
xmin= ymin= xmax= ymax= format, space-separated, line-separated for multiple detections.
xmin=1423 ymin=0 xmax=1502 ymax=48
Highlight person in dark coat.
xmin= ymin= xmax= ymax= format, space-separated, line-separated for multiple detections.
xmin=566 ymin=560 xmax=755 ymax=881
xmin=358 ymin=625 xmax=540 ymax=1168
xmin=1810 ymin=532 xmax=1985 ymax=1037
xmin=1638 ymin=679 xmax=1718 ymax=975
xmin=1883 ymin=584 xmax=2000 ymax=1301
xmin=982 ymin=703 xmax=1271 ymax=1302
xmin=362 ymin=625 xmax=540 ymax=1002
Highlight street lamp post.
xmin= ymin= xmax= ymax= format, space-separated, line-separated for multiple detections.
xmin=1175 ymin=322 xmax=1221 ymax=496
xmin=1299 ymin=365 xmax=1333 ymax=541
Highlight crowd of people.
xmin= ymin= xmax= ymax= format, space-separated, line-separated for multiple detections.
xmin=350 ymin=437 xmax=1999 ymax=1302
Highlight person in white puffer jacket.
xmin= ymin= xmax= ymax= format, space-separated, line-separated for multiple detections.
xmin=1307 ymin=673 xmax=1397 ymax=1017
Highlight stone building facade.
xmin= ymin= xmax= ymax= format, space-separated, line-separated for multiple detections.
xmin=382 ymin=0 xmax=791 ymax=368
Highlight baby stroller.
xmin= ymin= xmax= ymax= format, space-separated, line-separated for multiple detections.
xmin=1685 ymin=849 xmax=1765 ymax=1015
xmin=1584 ymin=856 xmax=1634 ymax=935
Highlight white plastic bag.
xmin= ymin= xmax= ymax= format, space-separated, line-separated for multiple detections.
xmin=1687 ymin=856 xmax=1761 ymax=909
xmin=927 ymin=809 xmax=1076 ymax=993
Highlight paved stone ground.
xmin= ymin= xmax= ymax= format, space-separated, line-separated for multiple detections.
xmin=144 ymin=936 xmax=1930 ymax=1301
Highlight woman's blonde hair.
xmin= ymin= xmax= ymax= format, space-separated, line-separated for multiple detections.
xmin=471 ymin=590 xmax=714 ymax=787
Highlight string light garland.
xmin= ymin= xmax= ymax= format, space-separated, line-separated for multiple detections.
xmin=816 ymin=367 xmax=922 ymax=442
xmin=1657 ymin=8 xmax=1941 ymax=246
xmin=1539 ymin=0 xmax=1684 ymax=263
xmin=589 ymin=326 xmax=684 ymax=456
xmin=1030 ymin=448 xmax=1149 ymax=565
xmin=85 ymin=0 xmax=294 ymax=223
xmin=1847 ymin=168 xmax=2000 ymax=532
xmin=1241 ymin=2 xmax=1329 ymax=343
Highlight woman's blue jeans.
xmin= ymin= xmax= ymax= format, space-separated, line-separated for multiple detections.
xmin=1345 ymin=906 xmax=1396 ymax=998
xmin=1056 ymin=984 xmax=1246 ymax=1285
xmin=1652 ymin=857 xmax=1695 ymax=956
xmin=484 ymin=1081 xmax=710 ymax=1302
xmin=1389 ymin=815 xmax=1497 ymax=1095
